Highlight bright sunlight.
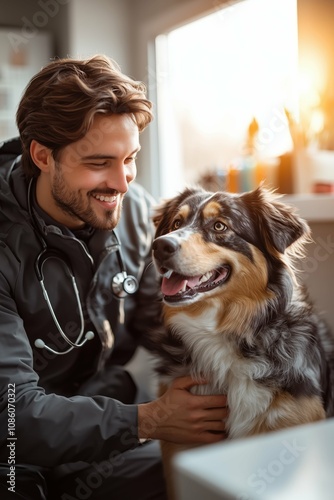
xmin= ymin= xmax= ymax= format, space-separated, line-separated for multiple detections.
xmin=156 ymin=0 xmax=299 ymax=196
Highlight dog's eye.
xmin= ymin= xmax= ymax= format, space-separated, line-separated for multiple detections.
xmin=171 ymin=219 xmax=182 ymax=230
xmin=214 ymin=221 xmax=227 ymax=232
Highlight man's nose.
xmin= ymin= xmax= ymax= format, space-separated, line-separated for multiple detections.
xmin=106 ymin=162 xmax=136 ymax=193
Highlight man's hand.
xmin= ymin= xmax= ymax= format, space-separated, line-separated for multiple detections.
xmin=138 ymin=376 xmax=228 ymax=445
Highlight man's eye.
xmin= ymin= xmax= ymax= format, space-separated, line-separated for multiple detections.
xmin=125 ymin=156 xmax=137 ymax=164
xmin=213 ymin=221 xmax=227 ymax=232
xmin=89 ymin=162 xmax=108 ymax=167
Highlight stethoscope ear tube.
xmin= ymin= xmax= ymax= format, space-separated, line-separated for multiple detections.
xmin=35 ymin=330 xmax=95 ymax=355
xmin=27 ymin=178 xmax=139 ymax=355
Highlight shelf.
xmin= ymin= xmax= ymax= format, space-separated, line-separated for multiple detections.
xmin=282 ymin=193 xmax=334 ymax=222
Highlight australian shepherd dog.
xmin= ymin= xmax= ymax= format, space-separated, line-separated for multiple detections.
xmin=151 ymin=186 xmax=334 ymax=498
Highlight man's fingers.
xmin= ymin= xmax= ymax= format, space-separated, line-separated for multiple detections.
xmin=203 ymin=407 xmax=229 ymax=421
xmin=197 ymin=394 xmax=228 ymax=409
xmin=198 ymin=429 xmax=229 ymax=444
xmin=171 ymin=375 xmax=207 ymax=391
xmin=171 ymin=376 xmax=228 ymax=409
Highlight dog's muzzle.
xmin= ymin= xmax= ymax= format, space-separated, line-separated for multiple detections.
xmin=152 ymin=235 xmax=180 ymax=267
xmin=152 ymin=235 xmax=231 ymax=303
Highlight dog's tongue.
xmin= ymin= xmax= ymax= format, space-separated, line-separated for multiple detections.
xmin=161 ymin=273 xmax=200 ymax=296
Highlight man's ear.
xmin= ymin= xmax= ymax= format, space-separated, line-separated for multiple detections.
xmin=30 ymin=140 xmax=53 ymax=173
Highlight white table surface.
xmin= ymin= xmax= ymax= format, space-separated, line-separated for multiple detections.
xmin=173 ymin=417 xmax=334 ymax=500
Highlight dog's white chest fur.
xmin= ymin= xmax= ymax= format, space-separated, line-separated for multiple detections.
xmin=164 ymin=308 xmax=273 ymax=438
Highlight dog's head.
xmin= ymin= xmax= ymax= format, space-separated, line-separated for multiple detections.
xmin=152 ymin=186 xmax=310 ymax=314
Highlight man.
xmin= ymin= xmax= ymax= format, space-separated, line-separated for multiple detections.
xmin=0 ymin=55 xmax=227 ymax=499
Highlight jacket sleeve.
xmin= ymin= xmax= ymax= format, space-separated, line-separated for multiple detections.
xmin=0 ymin=270 xmax=140 ymax=467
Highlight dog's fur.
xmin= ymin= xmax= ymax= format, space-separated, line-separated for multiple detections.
xmin=150 ymin=186 xmax=334 ymax=498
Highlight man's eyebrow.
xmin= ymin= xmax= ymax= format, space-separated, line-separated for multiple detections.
xmin=81 ymin=146 xmax=141 ymax=161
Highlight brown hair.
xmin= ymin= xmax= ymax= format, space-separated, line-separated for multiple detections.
xmin=16 ymin=54 xmax=153 ymax=178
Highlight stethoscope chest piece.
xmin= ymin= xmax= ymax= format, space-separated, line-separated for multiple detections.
xmin=112 ymin=271 xmax=138 ymax=298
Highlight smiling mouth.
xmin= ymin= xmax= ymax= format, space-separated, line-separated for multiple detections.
xmin=92 ymin=193 xmax=117 ymax=203
xmin=159 ymin=265 xmax=231 ymax=303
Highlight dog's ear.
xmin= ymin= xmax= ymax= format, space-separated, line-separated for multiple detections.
xmin=241 ymin=186 xmax=310 ymax=254
xmin=153 ymin=187 xmax=204 ymax=237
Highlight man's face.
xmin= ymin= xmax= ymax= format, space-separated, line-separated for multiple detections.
xmin=36 ymin=114 xmax=140 ymax=230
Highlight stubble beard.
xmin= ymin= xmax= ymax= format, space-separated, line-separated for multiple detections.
xmin=52 ymin=167 xmax=122 ymax=230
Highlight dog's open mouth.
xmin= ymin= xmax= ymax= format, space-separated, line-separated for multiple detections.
xmin=159 ymin=265 xmax=231 ymax=302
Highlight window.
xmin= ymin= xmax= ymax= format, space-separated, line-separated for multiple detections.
xmin=155 ymin=0 xmax=299 ymax=197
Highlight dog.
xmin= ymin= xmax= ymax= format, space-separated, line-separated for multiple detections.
xmin=151 ymin=185 xmax=334 ymax=499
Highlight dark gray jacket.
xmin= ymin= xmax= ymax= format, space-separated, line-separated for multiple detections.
xmin=0 ymin=139 xmax=162 ymax=467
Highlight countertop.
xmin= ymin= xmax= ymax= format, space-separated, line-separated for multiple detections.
xmin=282 ymin=193 xmax=334 ymax=222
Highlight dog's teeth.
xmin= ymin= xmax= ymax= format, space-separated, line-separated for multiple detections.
xmin=181 ymin=281 xmax=187 ymax=292
xmin=163 ymin=269 xmax=173 ymax=279
xmin=199 ymin=271 xmax=213 ymax=284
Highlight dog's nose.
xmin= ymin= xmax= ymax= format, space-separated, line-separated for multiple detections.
xmin=153 ymin=236 xmax=180 ymax=262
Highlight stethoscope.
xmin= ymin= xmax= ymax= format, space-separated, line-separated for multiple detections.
xmin=26 ymin=178 xmax=139 ymax=356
